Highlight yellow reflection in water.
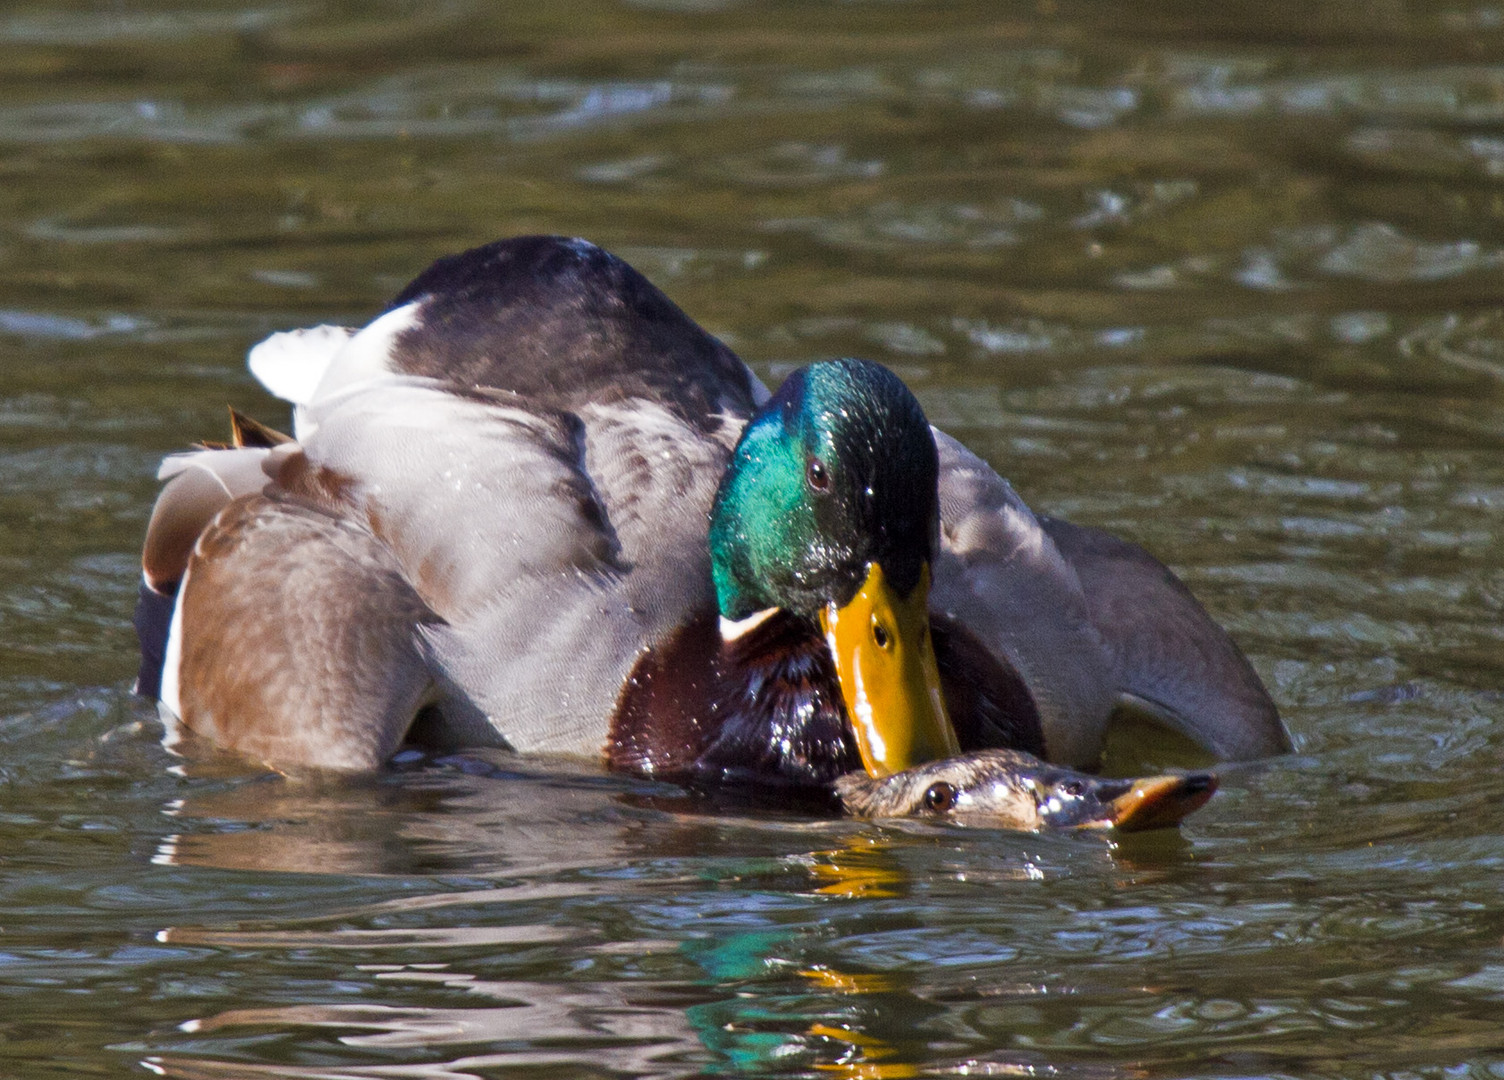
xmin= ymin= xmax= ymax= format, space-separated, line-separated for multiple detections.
xmin=809 ymin=836 xmax=907 ymax=897
xmin=800 ymin=964 xmax=898 ymax=994
xmin=809 ymin=1021 xmax=919 ymax=1079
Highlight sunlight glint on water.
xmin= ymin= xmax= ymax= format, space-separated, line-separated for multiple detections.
xmin=0 ymin=1 xmax=1503 ymax=1076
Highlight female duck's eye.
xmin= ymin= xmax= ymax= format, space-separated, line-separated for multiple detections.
xmin=806 ymin=458 xmax=830 ymax=493
xmin=871 ymin=619 xmax=891 ymax=650
xmin=923 ymin=782 xmax=956 ymax=813
xmin=1061 ymin=780 xmax=1084 ymax=798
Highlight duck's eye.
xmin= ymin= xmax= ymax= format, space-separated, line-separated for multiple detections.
xmin=1061 ymin=780 xmax=1084 ymax=797
xmin=871 ymin=618 xmax=892 ymax=650
xmin=806 ymin=458 xmax=830 ymax=493
xmin=923 ymin=782 xmax=956 ymax=813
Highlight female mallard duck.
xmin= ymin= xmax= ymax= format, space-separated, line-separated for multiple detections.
xmin=135 ymin=235 xmax=1290 ymax=787
xmin=836 ymin=750 xmax=1217 ymax=832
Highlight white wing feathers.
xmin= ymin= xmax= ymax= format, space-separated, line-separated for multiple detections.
xmin=246 ymin=325 xmax=354 ymax=407
xmin=245 ymin=301 xmax=423 ymax=439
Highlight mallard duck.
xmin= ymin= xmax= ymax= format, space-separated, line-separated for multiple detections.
xmin=134 ymin=235 xmax=1290 ymax=785
xmin=835 ymin=749 xmax=1216 ymax=831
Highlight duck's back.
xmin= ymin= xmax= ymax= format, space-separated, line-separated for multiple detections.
xmin=375 ymin=236 xmax=763 ymax=430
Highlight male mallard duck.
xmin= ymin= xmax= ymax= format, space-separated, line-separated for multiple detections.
xmin=134 ymin=235 xmax=1290 ymax=786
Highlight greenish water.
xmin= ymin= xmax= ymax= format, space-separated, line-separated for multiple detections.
xmin=3 ymin=0 xmax=1504 ymax=1075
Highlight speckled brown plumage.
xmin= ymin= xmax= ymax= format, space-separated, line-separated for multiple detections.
xmin=175 ymin=496 xmax=440 ymax=772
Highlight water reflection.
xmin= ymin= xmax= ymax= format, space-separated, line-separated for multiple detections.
xmin=141 ymin=757 xmax=1164 ymax=1076
xmin=153 ymin=969 xmax=710 ymax=1077
xmin=6 ymin=0 xmax=1504 ymax=1075
xmin=103 ymin=743 xmax=1504 ymax=1077
xmin=150 ymin=757 xmax=664 ymax=878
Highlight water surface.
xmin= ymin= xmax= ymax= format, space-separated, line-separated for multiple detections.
xmin=3 ymin=1 xmax=1504 ymax=1076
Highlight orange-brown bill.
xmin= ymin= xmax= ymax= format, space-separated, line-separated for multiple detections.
xmin=1104 ymin=772 xmax=1219 ymax=832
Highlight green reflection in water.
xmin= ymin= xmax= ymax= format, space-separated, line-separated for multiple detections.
xmin=2 ymin=0 xmax=1504 ymax=1076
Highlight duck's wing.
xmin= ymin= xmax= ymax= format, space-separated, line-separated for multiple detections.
xmin=165 ymin=494 xmax=440 ymax=772
xmin=1037 ymin=516 xmax=1291 ymax=762
xmin=139 ymin=439 xmax=437 ymax=769
xmin=152 ymin=375 xmax=719 ymax=769
xmin=143 ymin=448 xmax=273 ymax=592
xmin=283 ymin=377 xmax=625 ymax=623
xmin=272 ymin=377 xmax=724 ymax=758
xmin=928 ymin=431 xmax=1116 ymax=769
xmin=135 ymin=446 xmax=273 ymax=700
xmin=421 ymin=394 xmax=731 ymax=758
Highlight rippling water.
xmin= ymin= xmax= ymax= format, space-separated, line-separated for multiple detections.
xmin=4 ymin=1 xmax=1504 ymax=1075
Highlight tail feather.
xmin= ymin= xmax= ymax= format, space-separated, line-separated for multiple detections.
xmin=229 ymin=408 xmax=293 ymax=448
xmin=133 ymin=580 xmax=176 ymax=700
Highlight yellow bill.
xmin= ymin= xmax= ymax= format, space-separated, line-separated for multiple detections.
xmin=819 ymin=562 xmax=960 ymax=777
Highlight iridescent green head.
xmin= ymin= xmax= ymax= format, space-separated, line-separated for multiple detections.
xmin=709 ymin=358 xmax=958 ymax=778
xmin=709 ymin=358 xmax=939 ymax=621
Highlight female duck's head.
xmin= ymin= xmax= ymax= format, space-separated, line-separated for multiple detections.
xmin=709 ymin=358 xmax=960 ymax=779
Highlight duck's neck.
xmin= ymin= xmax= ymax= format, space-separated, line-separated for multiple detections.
xmin=696 ymin=609 xmax=860 ymax=789
xmin=608 ymin=609 xmax=860 ymax=791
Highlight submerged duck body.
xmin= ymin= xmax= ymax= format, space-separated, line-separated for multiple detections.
xmin=835 ymin=749 xmax=1217 ymax=832
xmin=136 ymin=235 xmax=1289 ymax=785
